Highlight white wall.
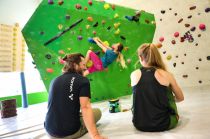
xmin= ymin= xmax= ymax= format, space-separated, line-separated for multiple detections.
xmin=0 ymin=0 xmax=210 ymax=97
xmin=0 ymin=0 xmax=46 ymax=97
xmin=106 ymin=0 xmax=210 ymax=87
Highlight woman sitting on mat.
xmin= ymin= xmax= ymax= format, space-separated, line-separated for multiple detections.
xmin=130 ymin=43 xmax=184 ymax=131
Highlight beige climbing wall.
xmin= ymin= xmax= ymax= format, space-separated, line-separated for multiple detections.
xmin=106 ymin=0 xmax=210 ymax=87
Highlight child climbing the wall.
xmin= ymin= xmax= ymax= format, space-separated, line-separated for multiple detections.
xmin=83 ymin=37 xmax=126 ymax=76
xmin=130 ymin=43 xmax=184 ymax=132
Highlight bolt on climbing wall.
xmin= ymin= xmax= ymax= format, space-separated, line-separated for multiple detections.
xmin=22 ymin=0 xmax=156 ymax=102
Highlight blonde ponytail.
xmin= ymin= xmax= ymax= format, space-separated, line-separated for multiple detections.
xmin=138 ymin=43 xmax=166 ymax=71
xmin=117 ymin=52 xmax=127 ymax=69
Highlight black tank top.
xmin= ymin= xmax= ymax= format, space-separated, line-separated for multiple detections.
xmin=132 ymin=67 xmax=174 ymax=132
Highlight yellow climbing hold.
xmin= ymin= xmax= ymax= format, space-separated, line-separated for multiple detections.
xmin=167 ymin=55 xmax=172 ymax=60
xmin=103 ymin=41 xmax=109 ymax=46
xmin=114 ymin=28 xmax=120 ymax=35
xmin=114 ymin=22 xmax=121 ymax=29
xmin=58 ymin=24 xmax=63 ymax=30
xmin=104 ymin=3 xmax=110 ymax=9
xmin=86 ymin=60 xmax=93 ymax=68
xmin=114 ymin=13 xmax=119 ymax=18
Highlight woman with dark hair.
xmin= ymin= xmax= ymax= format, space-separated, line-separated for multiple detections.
xmin=83 ymin=37 xmax=127 ymax=76
xmin=130 ymin=43 xmax=184 ymax=132
xmin=45 ymin=53 xmax=107 ymax=139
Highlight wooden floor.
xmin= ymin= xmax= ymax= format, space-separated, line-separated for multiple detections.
xmin=1 ymin=86 xmax=210 ymax=139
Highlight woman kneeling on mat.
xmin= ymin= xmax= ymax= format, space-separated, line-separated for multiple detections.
xmin=130 ymin=43 xmax=184 ymax=131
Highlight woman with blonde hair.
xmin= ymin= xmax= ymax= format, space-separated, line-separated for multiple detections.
xmin=83 ymin=37 xmax=126 ymax=76
xmin=130 ymin=43 xmax=184 ymax=131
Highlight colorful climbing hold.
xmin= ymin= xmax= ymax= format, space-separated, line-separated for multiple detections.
xmin=114 ymin=13 xmax=119 ymax=18
xmin=120 ymin=36 xmax=126 ymax=40
xmin=45 ymin=54 xmax=52 ymax=59
xmin=75 ymin=4 xmax=82 ymax=9
xmin=185 ymin=24 xmax=190 ymax=28
xmin=86 ymin=60 xmax=93 ymax=68
xmin=46 ymin=68 xmax=54 ymax=73
xmin=199 ymin=23 xmax=206 ymax=30
xmin=65 ymin=14 xmax=70 ymax=20
xmin=88 ymin=0 xmax=93 ymax=6
xmin=87 ymin=16 xmax=93 ymax=22
xmin=48 ymin=0 xmax=54 ymax=4
xmin=58 ymin=50 xmax=65 ymax=55
xmin=174 ymin=32 xmax=179 ymax=37
xmin=86 ymin=25 xmax=90 ymax=29
xmin=127 ymin=59 xmax=131 ymax=64
xmin=161 ymin=10 xmax=165 ymax=14
xmin=77 ymin=35 xmax=83 ymax=40
xmin=93 ymin=31 xmax=97 ymax=35
xmin=205 ymin=7 xmax=210 ymax=13
xmin=159 ymin=37 xmax=164 ymax=42
xmin=114 ymin=22 xmax=121 ymax=29
xmin=84 ymin=7 xmax=88 ymax=10
xmin=171 ymin=40 xmax=176 ymax=44
xmin=58 ymin=0 xmax=63 ymax=5
xmin=58 ymin=24 xmax=63 ymax=30
xmin=183 ymin=75 xmax=188 ymax=78
xmin=111 ymin=4 xmax=115 ymax=10
xmin=93 ymin=22 xmax=98 ymax=27
xmin=102 ymin=20 xmax=106 ymax=25
xmin=167 ymin=55 xmax=172 ymax=60
xmin=189 ymin=6 xmax=196 ymax=10
xmin=104 ymin=3 xmax=110 ymax=9
xmin=178 ymin=18 xmax=183 ymax=23
xmin=114 ymin=29 xmax=120 ymax=35
xmin=103 ymin=41 xmax=109 ymax=46
xmin=190 ymin=26 xmax=196 ymax=31
xmin=156 ymin=43 xmax=162 ymax=48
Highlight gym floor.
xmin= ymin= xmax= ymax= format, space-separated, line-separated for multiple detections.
xmin=0 ymin=85 xmax=210 ymax=139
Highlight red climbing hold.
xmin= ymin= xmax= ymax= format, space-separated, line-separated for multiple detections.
xmin=174 ymin=32 xmax=179 ymax=37
xmin=159 ymin=37 xmax=164 ymax=42
xmin=199 ymin=23 xmax=206 ymax=30
xmin=46 ymin=68 xmax=54 ymax=73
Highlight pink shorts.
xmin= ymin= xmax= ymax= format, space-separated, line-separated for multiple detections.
xmin=88 ymin=51 xmax=104 ymax=73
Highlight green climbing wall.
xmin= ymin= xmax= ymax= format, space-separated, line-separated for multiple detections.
xmin=22 ymin=0 xmax=156 ymax=102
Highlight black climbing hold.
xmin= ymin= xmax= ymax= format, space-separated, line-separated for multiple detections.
xmin=190 ymin=26 xmax=196 ymax=31
xmin=198 ymin=80 xmax=202 ymax=84
xmin=198 ymin=58 xmax=202 ymax=61
xmin=120 ymin=35 xmax=126 ymax=40
xmin=52 ymin=61 xmax=56 ymax=65
xmin=107 ymin=26 xmax=111 ymax=30
xmin=175 ymin=13 xmax=178 ymax=16
xmin=45 ymin=54 xmax=52 ymax=59
xmin=169 ymin=8 xmax=172 ymax=10
xmin=207 ymin=56 xmax=210 ymax=60
xmin=32 ymin=61 xmax=35 ymax=65
xmin=205 ymin=7 xmax=210 ymax=13
xmin=40 ymin=31 xmax=44 ymax=35
xmin=188 ymin=15 xmax=192 ymax=19
xmin=93 ymin=22 xmax=98 ymax=27
xmin=163 ymin=51 xmax=166 ymax=54
xmin=173 ymin=63 xmax=176 ymax=67
xmin=196 ymin=67 xmax=199 ymax=70
xmin=161 ymin=10 xmax=165 ymax=14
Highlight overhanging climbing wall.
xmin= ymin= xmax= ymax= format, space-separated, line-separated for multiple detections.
xmin=22 ymin=0 xmax=156 ymax=102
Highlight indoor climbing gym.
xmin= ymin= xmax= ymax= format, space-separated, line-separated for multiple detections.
xmin=0 ymin=0 xmax=210 ymax=138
